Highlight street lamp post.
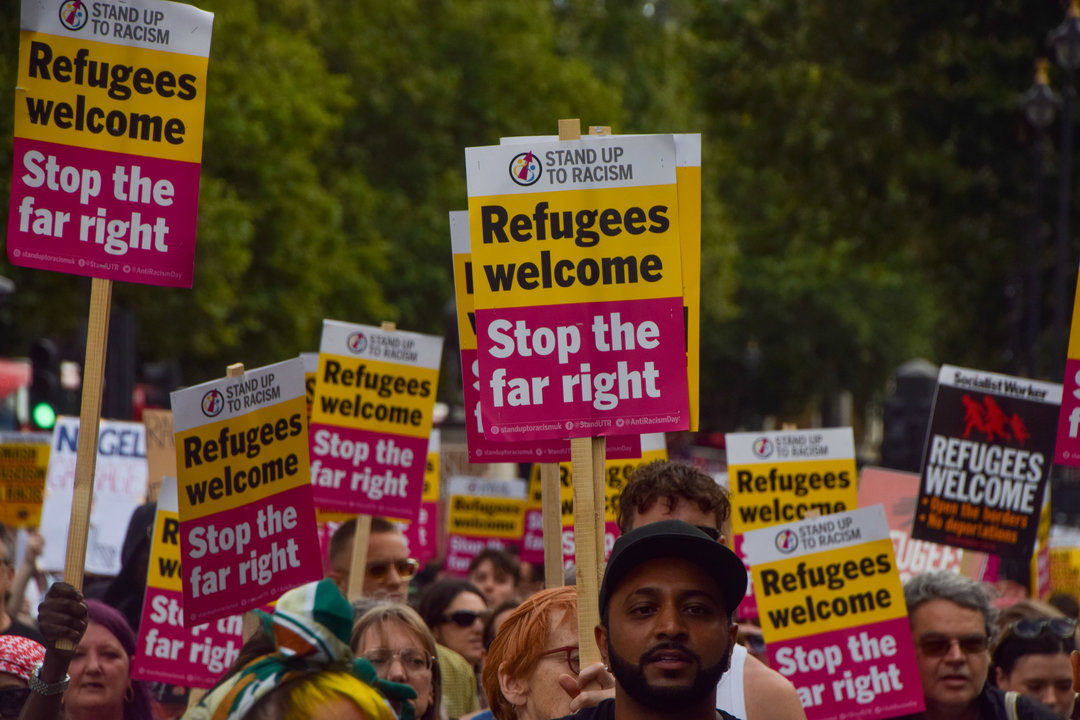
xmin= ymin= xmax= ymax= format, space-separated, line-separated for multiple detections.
xmin=1020 ymin=60 xmax=1058 ymax=377
xmin=1048 ymin=0 xmax=1080 ymax=380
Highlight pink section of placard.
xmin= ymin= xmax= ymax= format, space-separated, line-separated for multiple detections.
xmin=1057 ymin=358 xmax=1080 ymax=465
xmin=475 ymin=298 xmax=689 ymax=441
xmin=309 ymin=424 xmax=426 ymax=521
xmin=404 ymin=500 xmax=439 ymax=563
xmin=521 ymin=508 xmax=545 ymax=564
xmin=766 ymin=617 xmax=924 ymax=720
xmin=132 ymin=586 xmax=244 ymax=688
xmin=7 ymin=138 xmax=200 ymax=287
xmin=559 ymin=521 xmax=619 ymax=570
xmin=180 ymin=483 xmax=323 ymax=625
xmin=444 ymin=534 xmax=522 ymax=576
xmin=733 ymin=533 xmax=757 ymax=619
xmin=462 ymin=351 xmax=643 ymax=461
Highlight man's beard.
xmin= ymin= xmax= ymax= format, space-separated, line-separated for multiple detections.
xmin=606 ymin=637 xmax=730 ymax=711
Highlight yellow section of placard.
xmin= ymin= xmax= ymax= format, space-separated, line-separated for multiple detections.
xmin=558 ymin=446 xmax=669 ymax=525
xmin=147 ymin=506 xmax=182 ymax=592
xmin=0 ymin=440 xmax=50 ymax=527
xmin=469 ymin=184 xmax=683 ymax=309
xmin=753 ymin=539 xmax=904 ymax=642
xmin=677 ymin=164 xmax=701 ymax=431
xmin=1068 ymin=279 xmax=1080 ymax=358
xmin=453 ymin=251 xmax=477 ymax=351
xmin=423 ymin=451 xmax=439 ymax=502
xmin=15 ymin=32 xmax=208 ymax=163
xmin=447 ymin=495 xmax=526 ymax=539
xmin=15 ymin=32 xmax=208 ymax=162
xmin=730 ymin=458 xmax=858 ymax=534
xmin=1050 ymin=547 xmax=1080 ymax=596
xmin=175 ymin=396 xmax=310 ymax=520
xmin=311 ymin=354 xmax=438 ymax=439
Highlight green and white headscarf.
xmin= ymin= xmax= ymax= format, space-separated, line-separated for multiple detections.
xmin=183 ymin=578 xmax=416 ymax=720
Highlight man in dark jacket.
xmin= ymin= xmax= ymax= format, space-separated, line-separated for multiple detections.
xmin=900 ymin=571 xmax=1060 ymax=720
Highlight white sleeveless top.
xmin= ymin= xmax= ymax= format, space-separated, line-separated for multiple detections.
xmin=716 ymin=643 xmax=748 ymax=719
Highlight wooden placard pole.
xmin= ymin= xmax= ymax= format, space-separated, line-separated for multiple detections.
xmin=344 ymin=321 xmax=398 ymax=602
xmin=556 ymin=117 xmax=609 ymax=669
xmin=56 ymin=277 xmax=113 ymax=652
xmin=541 ymin=463 xmax=563 ymax=588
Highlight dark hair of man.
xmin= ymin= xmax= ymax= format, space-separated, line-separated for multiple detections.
xmin=467 ymin=548 xmax=521 ymax=585
xmin=615 ymin=461 xmax=731 ymax=534
xmin=328 ymin=516 xmax=398 ymax=563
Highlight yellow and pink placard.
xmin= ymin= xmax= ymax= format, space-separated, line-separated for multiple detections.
xmin=445 ymin=475 xmax=527 ymax=575
xmin=450 ymin=211 xmax=642 ymax=462
xmin=8 ymin=0 xmax=212 ymax=286
xmin=743 ymin=505 xmax=923 ymax=720
xmin=309 ymin=320 xmax=442 ymax=521
xmin=465 ymin=135 xmax=688 ymax=440
xmin=132 ymin=476 xmax=244 ymax=686
xmin=172 ymin=358 xmax=322 ymax=625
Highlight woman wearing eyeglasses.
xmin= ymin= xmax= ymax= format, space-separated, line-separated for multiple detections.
xmin=352 ymin=603 xmax=442 ymax=720
xmin=481 ymin=586 xmax=614 ymax=720
xmin=991 ymin=601 xmax=1077 ymax=718
xmin=418 ymin=579 xmax=490 ymax=715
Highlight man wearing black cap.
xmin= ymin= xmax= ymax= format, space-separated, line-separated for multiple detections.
xmin=556 ymin=519 xmax=745 ymax=720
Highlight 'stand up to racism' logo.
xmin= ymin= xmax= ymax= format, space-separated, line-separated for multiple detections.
xmin=961 ymin=394 xmax=1030 ymax=445
xmin=347 ymin=332 xmax=368 ymax=354
xmin=509 ymin=152 xmax=542 ymax=186
xmin=59 ymin=0 xmax=89 ymax=30
xmin=752 ymin=437 xmax=773 ymax=459
xmin=774 ymin=529 xmax=798 ymax=554
xmin=201 ymin=389 xmax=224 ymax=417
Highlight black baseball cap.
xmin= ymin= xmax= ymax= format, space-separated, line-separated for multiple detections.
xmin=599 ymin=519 xmax=747 ymax=617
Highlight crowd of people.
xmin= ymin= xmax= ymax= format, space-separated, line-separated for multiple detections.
xmin=1 ymin=460 xmax=1080 ymax=720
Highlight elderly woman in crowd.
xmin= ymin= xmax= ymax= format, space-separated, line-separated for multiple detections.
xmin=352 ymin=602 xmax=443 ymax=720
xmin=481 ymin=586 xmax=613 ymax=720
xmin=992 ymin=599 xmax=1077 ymax=718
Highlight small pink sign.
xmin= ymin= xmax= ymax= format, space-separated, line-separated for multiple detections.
xmin=404 ymin=500 xmax=439 ymax=563
xmin=1057 ymin=358 xmax=1080 ymax=466
xmin=444 ymin=534 xmax=522 ymax=576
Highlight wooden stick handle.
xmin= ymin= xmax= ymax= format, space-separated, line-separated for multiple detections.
xmin=540 ymin=463 xmax=563 ymax=588
xmin=57 ymin=277 xmax=112 ymax=651
xmin=347 ymin=514 xmax=373 ymax=602
xmin=571 ymin=437 xmax=602 ymax=667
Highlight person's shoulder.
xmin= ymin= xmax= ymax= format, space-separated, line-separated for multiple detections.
xmin=1014 ymin=692 xmax=1067 ymax=720
xmin=741 ymin=655 xmax=806 ymax=720
xmin=718 ymin=711 xmax=742 ymax=720
xmin=550 ymin=698 xmax=615 ymax=720
xmin=436 ymin=644 xmax=473 ymax=672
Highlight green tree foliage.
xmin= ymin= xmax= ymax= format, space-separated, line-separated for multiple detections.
xmin=0 ymin=0 xmax=1072 ymax=429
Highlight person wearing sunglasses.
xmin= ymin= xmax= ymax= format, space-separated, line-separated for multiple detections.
xmin=616 ymin=460 xmax=806 ymax=720
xmin=482 ymin=586 xmax=614 ymax=720
xmin=352 ymin=603 xmax=442 ymax=720
xmin=418 ymin=579 xmax=489 ymax=717
xmin=991 ymin=601 xmax=1076 ymax=718
xmin=327 ymin=517 xmax=419 ymax=604
xmin=902 ymin=571 xmax=1060 ymax=720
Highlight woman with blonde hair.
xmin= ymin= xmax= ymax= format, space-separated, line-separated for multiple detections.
xmin=352 ymin=603 xmax=443 ymax=720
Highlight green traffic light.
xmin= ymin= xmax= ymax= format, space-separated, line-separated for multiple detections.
xmin=32 ymin=401 xmax=56 ymax=429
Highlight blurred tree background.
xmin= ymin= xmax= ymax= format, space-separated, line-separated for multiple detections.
xmin=0 ymin=0 xmax=1073 ymax=434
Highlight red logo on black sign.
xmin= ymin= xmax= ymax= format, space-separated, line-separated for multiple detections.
xmin=961 ymin=394 xmax=1030 ymax=445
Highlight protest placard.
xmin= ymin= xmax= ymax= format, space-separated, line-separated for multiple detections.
xmin=309 ymin=321 xmax=442 ymax=521
xmin=465 ymin=134 xmax=689 ymax=440
xmin=172 ymin=359 xmax=322 ymax=624
xmin=727 ymin=428 xmax=857 ymax=535
xmin=143 ymin=408 xmax=175 ymax=502
xmin=8 ymin=0 xmax=213 ymax=287
xmin=1050 ymin=525 xmax=1080 ymax=596
xmin=451 ymin=211 xmax=643 ymax=462
xmin=1056 ymin=282 xmax=1080 ymax=466
xmin=857 ymin=466 xmax=992 ymax=584
xmin=743 ymin=505 xmax=923 ymax=720
xmin=445 ymin=475 xmax=527 ymax=575
xmin=912 ymin=365 xmax=1061 ymax=559
xmin=401 ymin=431 xmax=440 ymax=563
xmin=0 ymin=431 xmax=51 ymax=527
xmin=132 ymin=476 xmax=243 ymax=686
xmin=40 ymin=416 xmax=147 ymax=574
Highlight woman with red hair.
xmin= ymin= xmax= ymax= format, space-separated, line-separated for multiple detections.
xmin=481 ymin=587 xmax=613 ymax=720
